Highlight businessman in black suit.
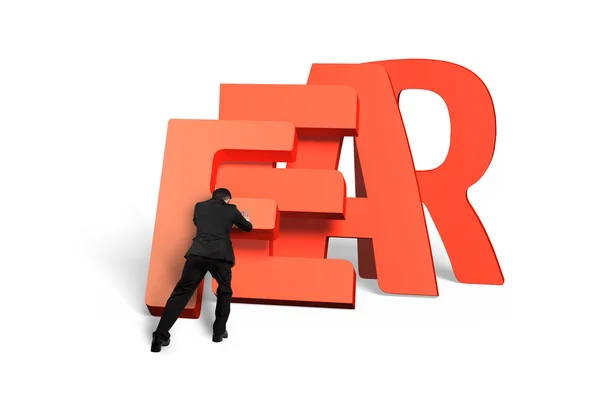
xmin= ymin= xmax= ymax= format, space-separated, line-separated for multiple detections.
xmin=151 ymin=188 xmax=253 ymax=352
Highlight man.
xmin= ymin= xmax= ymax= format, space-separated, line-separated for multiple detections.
xmin=151 ymin=188 xmax=252 ymax=352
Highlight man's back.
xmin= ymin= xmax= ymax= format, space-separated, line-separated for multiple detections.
xmin=184 ymin=197 xmax=252 ymax=264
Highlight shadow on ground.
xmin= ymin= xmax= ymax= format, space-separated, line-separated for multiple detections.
xmin=327 ymin=237 xmax=457 ymax=296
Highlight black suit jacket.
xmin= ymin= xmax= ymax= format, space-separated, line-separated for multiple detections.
xmin=184 ymin=198 xmax=253 ymax=265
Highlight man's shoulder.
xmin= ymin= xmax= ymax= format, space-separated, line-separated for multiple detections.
xmin=195 ymin=199 xmax=236 ymax=211
xmin=225 ymin=203 xmax=241 ymax=212
xmin=193 ymin=199 xmax=212 ymax=210
xmin=195 ymin=198 xmax=213 ymax=205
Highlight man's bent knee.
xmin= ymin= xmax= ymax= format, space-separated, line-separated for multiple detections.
xmin=217 ymin=286 xmax=233 ymax=296
xmin=171 ymin=280 xmax=198 ymax=295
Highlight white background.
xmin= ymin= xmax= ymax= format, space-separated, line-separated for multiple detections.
xmin=1 ymin=1 xmax=598 ymax=399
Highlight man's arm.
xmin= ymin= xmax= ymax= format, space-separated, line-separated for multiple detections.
xmin=232 ymin=207 xmax=252 ymax=232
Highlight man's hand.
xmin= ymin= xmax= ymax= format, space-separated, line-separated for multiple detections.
xmin=241 ymin=210 xmax=251 ymax=222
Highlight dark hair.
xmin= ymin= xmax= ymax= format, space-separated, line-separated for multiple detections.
xmin=212 ymin=188 xmax=232 ymax=201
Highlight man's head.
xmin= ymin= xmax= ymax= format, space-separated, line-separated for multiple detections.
xmin=212 ymin=188 xmax=232 ymax=203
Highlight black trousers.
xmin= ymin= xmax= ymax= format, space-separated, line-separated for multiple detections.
xmin=154 ymin=254 xmax=233 ymax=338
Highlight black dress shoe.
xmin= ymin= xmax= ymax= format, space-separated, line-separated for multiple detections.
xmin=151 ymin=335 xmax=170 ymax=352
xmin=212 ymin=330 xmax=228 ymax=342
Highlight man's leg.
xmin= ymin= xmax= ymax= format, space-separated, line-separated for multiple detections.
xmin=209 ymin=260 xmax=233 ymax=341
xmin=153 ymin=255 xmax=208 ymax=341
